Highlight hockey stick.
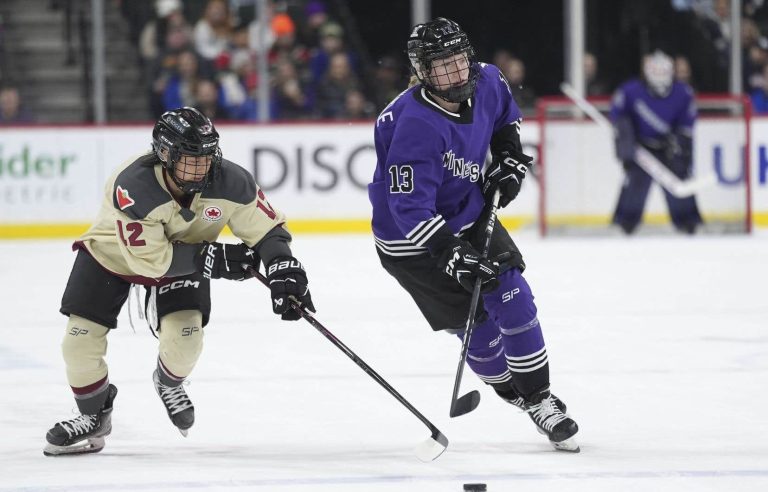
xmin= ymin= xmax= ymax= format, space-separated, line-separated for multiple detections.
xmin=559 ymin=82 xmax=716 ymax=198
xmin=245 ymin=266 xmax=449 ymax=462
xmin=449 ymin=188 xmax=501 ymax=418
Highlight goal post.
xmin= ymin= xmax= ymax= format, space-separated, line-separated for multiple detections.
xmin=536 ymin=93 xmax=751 ymax=236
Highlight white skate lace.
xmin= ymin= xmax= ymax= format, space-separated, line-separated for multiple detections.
xmin=157 ymin=382 xmax=193 ymax=416
xmin=526 ymin=396 xmax=568 ymax=432
xmin=58 ymin=414 xmax=98 ymax=438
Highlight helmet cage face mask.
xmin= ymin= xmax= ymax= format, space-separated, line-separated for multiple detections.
xmin=408 ymin=18 xmax=480 ymax=103
xmin=152 ymin=107 xmax=222 ymax=194
xmin=643 ymin=51 xmax=674 ymax=97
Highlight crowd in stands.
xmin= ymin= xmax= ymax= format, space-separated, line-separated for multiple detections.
xmin=7 ymin=0 xmax=768 ymax=123
xmin=120 ymin=0 xmax=381 ymax=122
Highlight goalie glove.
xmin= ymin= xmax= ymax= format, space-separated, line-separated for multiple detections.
xmin=482 ymin=148 xmax=534 ymax=208
xmin=265 ymin=256 xmax=315 ymax=321
xmin=194 ymin=242 xmax=256 ymax=280
xmin=437 ymin=238 xmax=500 ymax=294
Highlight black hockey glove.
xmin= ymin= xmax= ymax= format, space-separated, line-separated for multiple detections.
xmin=482 ymin=148 xmax=534 ymax=208
xmin=194 ymin=242 xmax=256 ymax=280
xmin=437 ymin=239 xmax=500 ymax=294
xmin=265 ymin=256 xmax=315 ymax=320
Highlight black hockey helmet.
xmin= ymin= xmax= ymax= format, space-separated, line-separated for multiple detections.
xmin=152 ymin=107 xmax=222 ymax=194
xmin=407 ymin=17 xmax=479 ymax=103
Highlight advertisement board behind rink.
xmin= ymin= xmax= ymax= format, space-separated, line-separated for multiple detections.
xmin=0 ymin=120 xmax=766 ymax=236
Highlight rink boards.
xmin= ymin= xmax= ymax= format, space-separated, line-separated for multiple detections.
xmin=0 ymin=119 xmax=767 ymax=238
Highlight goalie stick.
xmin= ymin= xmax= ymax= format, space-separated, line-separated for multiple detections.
xmin=560 ymin=82 xmax=716 ymax=198
xmin=246 ymin=266 xmax=449 ymax=462
xmin=448 ymin=189 xmax=501 ymax=418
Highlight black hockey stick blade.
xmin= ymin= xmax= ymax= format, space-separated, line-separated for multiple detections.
xmin=414 ymin=429 xmax=449 ymax=462
xmin=449 ymin=390 xmax=481 ymax=418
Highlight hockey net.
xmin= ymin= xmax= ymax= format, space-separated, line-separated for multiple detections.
xmin=536 ymin=94 xmax=751 ymax=236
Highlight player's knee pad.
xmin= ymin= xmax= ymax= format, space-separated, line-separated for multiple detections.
xmin=483 ymin=268 xmax=538 ymax=333
xmin=61 ymin=315 xmax=110 ymax=387
xmin=158 ymin=309 xmax=204 ymax=378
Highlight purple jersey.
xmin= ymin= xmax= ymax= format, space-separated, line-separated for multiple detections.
xmin=369 ymin=63 xmax=523 ymax=257
xmin=610 ymin=79 xmax=696 ymax=144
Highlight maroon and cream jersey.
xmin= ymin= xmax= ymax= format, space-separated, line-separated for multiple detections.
xmin=76 ymin=153 xmax=287 ymax=284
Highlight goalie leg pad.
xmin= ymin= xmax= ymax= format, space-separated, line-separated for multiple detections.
xmin=158 ymin=310 xmax=204 ymax=382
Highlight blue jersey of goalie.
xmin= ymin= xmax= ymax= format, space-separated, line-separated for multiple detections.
xmin=368 ymin=62 xmax=523 ymax=257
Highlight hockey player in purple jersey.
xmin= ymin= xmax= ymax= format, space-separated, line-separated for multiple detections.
xmin=611 ymin=50 xmax=703 ymax=234
xmin=368 ymin=17 xmax=579 ymax=452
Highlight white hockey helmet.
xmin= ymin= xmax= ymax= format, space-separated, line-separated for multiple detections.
xmin=643 ymin=50 xmax=674 ymax=97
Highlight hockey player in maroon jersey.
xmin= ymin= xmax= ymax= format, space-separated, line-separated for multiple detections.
xmin=44 ymin=107 xmax=315 ymax=456
xmin=368 ymin=18 xmax=579 ymax=451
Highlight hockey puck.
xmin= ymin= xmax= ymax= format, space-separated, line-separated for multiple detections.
xmin=463 ymin=484 xmax=487 ymax=491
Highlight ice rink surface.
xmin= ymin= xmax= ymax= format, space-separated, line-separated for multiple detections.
xmin=0 ymin=232 xmax=766 ymax=492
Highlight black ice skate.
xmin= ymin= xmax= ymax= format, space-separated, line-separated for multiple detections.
xmin=153 ymin=370 xmax=194 ymax=436
xmin=44 ymin=384 xmax=118 ymax=456
xmin=523 ymin=388 xmax=580 ymax=452
xmin=495 ymin=386 xmax=567 ymax=414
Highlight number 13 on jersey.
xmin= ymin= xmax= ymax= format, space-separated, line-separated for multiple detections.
xmin=388 ymin=164 xmax=414 ymax=194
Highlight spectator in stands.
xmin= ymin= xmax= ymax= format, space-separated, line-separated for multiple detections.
xmin=247 ymin=1 xmax=276 ymax=52
xmin=315 ymin=52 xmax=359 ymax=119
xmin=139 ymin=0 xmax=186 ymax=64
xmin=750 ymin=62 xmax=768 ymax=113
xmin=272 ymin=58 xmax=310 ymax=120
xmin=584 ymin=52 xmax=610 ymax=96
xmin=742 ymin=18 xmax=768 ymax=92
xmin=299 ymin=0 xmax=329 ymax=48
xmin=492 ymin=49 xmax=514 ymax=71
xmin=194 ymin=0 xmax=233 ymax=61
xmin=194 ymin=79 xmax=226 ymax=119
xmin=371 ymin=55 xmax=407 ymax=112
xmin=309 ymin=22 xmax=357 ymax=87
xmin=342 ymin=90 xmax=375 ymax=120
xmin=0 ymin=87 xmax=32 ymax=124
xmin=674 ymin=55 xmax=695 ymax=88
xmin=149 ymin=11 xmax=196 ymax=118
xmin=268 ymin=13 xmax=310 ymax=70
xmin=163 ymin=50 xmax=204 ymax=110
xmin=499 ymin=57 xmax=536 ymax=112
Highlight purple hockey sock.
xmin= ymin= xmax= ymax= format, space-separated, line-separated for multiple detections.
xmin=482 ymin=268 xmax=550 ymax=397
xmin=455 ymin=318 xmax=512 ymax=387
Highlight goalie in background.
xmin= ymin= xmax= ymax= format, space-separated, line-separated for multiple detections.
xmin=44 ymin=107 xmax=315 ymax=456
xmin=611 ymin=50 xmax=703 ymax=234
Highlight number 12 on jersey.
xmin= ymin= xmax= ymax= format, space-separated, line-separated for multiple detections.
xmin=388 ymin=164 xmax=414 ymax=193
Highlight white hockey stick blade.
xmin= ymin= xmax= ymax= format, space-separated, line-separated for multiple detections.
xmin=559 ymin=82 xmax=715 ymax=198
xmin=414 ymin=431 xmax=449 ymax=462
xmin=634 ymin=146 xmax=717 ymax=198
xmin=43 ymin=437 xmax=106 ymax=456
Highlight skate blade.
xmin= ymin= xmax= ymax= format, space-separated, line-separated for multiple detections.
xmin=43 ymin=437 xmax=105 ymax=457
xmin=550 ymin=437 xmax=580 ymax=453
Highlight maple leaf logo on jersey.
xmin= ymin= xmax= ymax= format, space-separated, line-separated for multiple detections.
xmin=115 ymin=186 xmax=135 ymax=210
xmin=203 ymin=206 xmax=222 ymax=222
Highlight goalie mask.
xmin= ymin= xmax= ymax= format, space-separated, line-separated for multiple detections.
xmin=643 ymin=51 xmax=674 ymax=97
xmin=152 ymin=107 xmax=222 ymax=194
xmin=407 ymin=17 xmax=479 ymax=103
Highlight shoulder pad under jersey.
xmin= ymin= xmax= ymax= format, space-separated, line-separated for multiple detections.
xmin=202 ymin=159 xmax=257 ymax=204
xmin=112 ymin=154 xmax=172 ymax=220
